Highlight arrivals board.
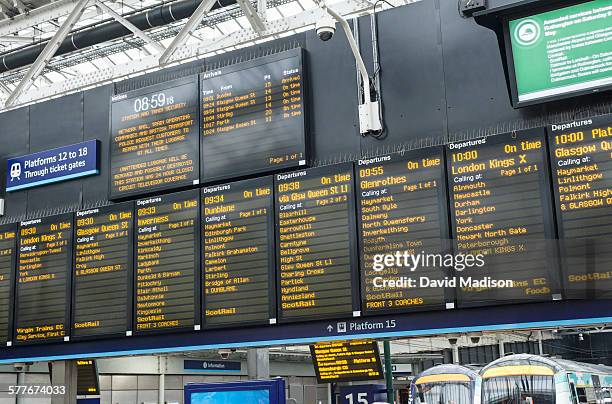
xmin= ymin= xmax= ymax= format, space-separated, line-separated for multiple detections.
xmin=447 ymin=130 xmax=559 ymax=307
xmin=200 ymin=48 xmax=307 ymax=182
xmin=310 ymin=340 xmax=383 ymax=383
xmin=356 ymin=149 xmax=451 ymax=315
xmin=0 ymin=224 xmax=16 ymax=345
xmin=110 ymin=77 xmax=200 ymax=199
xmin=135 ymin=189 xmax=200 ymax=333
xmin=14 ymin=214 xmax=73 ymax=343
xmin=549 ymin=115 xmax=612 ymax=299
xmin=275 ymin=163 xmax=359 ymax=322
xmin=72 ymin=203 xmax=134 ymax=338
xmin=202 ymin=177 xmax=275 ymax=327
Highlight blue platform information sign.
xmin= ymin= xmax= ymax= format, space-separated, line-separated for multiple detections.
xmin=6 ymin=140 xmax=99 ymax=192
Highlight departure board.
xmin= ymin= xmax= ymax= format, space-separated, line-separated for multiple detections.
xmin=15 ymin=214 xmax=73 ymax=344
xmin=110 ymin=76 xmax=200 ymax=199
xmin=76 ymin=359 xmax=100 ymax=396
xmin=202 ymin=177 xmax=275 ymax=327
xmin=447 ymin=130 xmax=559 ymax=307
xmin=310 ymin=340 xmax=383 ymax=383
xmin=72 ymin=203 xmax=134 ymax=338
xmin=357 ymin=149 xmax=451 ymax=315
xmin=549 ymin=115 xmax=612 ymax=299
xmin=275 ymin=163 xmax=359 ymax=322
xmin=135 ymin=189 xmax=200 ymax=333
xmin=0 ymin=224 xmax=16 ymax=346
xmin=200 ymin=48 xmax=307 ymax=182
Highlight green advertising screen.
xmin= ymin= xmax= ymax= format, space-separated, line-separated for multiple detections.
xmin=507 ymin=0 xmax=612 ymax=106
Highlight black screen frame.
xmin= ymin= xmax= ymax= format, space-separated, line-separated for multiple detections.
xmin=501 ymin=0 xmax=611 ymax=108
xmin=355 ymin=148 xmax=455 ymax=316
xmin=71 ymin=202 xmax=135 ymax=341
xmin=446 ymin=128 xmax=562 ymax=307
xmin=199 ymin=47 xmax=309 ymax=184
xmin=274 ymin=162 xmax=361 ymax=323
xmin=200 ymin=176 xmax=277 ymax=329
xmin=310 ymin=340 xmax=384 ymax=384
xmin=133 ymin=189 xmax=202 ymax=336
xmin=0 ymin=223 xmax=17 ymax=347
xmin=109 ymin=76 xmax=201 ymax=200
xmin=14 ymin=213 xmax=74 ymax=345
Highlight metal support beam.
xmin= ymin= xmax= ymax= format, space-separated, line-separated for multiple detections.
xmin=0 ymin=81 xmax=11 ymax=95
xmin=0 ymin=35 xmax=34 ymax=43
xmin=94 ymin=0 xmax=165 ymax=54
xmin=11 ymin=0 xmax=26 ymax=13
xmin=236 ymin=0 xmax=265 ymax=33
xmin=384 ymin=340 xmax=394 ymax=404
xmin=50 ymin=361 xmax=77 ymax=404
xmin=257 ymin=0 xmax=267 ymax=20
xmin=159 ymin=0 xmax=217 ymax=64
xmin=247 ymin=348 xmax=270 ymax=379
xmin=5 ymin=0 xmax=91 ymax=107
xmin=0 ymin=0 xmax=381 ymax=109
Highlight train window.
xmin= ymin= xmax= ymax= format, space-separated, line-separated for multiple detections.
xmin=576 ymin=387 xmax=587 ymax=403
xmin=482 ymin=375 xmax=555 ymax=404
xmin=415 ymin=383 xmax=472 ymax=404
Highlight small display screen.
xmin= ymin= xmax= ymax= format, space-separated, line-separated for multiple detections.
xmin=506 ymin=0 xmax=612 ymax=106
xmin=0 ymin=224 xmax=16 ymax=345
xmin=548 ymin=115 xmax=612 ymax=299
xmin=201 ymin=177 xmax=276 ymax=327
xmin=275 ymin=163 xmax=359 ymax=322
xmin=191 ymin=391 xmax=270 ymax=404
xmin=310 ymin=340 xmax=384 ymax=383
xmin=72 ymin=203 xmax=134 ymax=338
xmin=135 ymin=190 xmax=200 ymax=333
xmin=356 ymin=149 xmax=451 ymax=314
xmin=15 ymin=214 xmax=73 ymax=344
xmin=200 ymin=48 xmax=307 ymax=182
xmin=447 ymin=130 xmax=560 ymax=306
xmin=110 ymin=77 xmax=200 ymax=199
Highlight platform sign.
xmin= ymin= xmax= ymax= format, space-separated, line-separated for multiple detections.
xmin=6 ymin=140 xmax=99 ymax=192
xmin=310 ymin=340 xmax=384 ymax=383
xmin=275 ymin=163 xmax=359 ymax=322
xmin=72 ymin=203 xmax=134 ymax=338
xmin=135 ymin=190 xmax=200 ymax=333
xmin=110 ymin=77 xmax=200 ymax=199
xmin=202 ymin=177 xmax=276 ymax=327
xmin=0 ymin=224 xmax=16 ymax=346
xmin=548 ymin=115 xmax=612 ymax=299
xmin=200 ymin=48 xmax=307 ymax=183
xmin=447 ymin=130 xmax=559 ymax=307
xmin=14 ymin=214 xmax=73 ymax=344
xmin=356 ymin=149 xmax=452 ymax=315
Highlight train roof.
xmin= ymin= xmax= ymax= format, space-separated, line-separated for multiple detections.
xmin=480 ymin=354 xmax=612 ymax=378
xmin=413 ymin=364 xmax=480 ymax=385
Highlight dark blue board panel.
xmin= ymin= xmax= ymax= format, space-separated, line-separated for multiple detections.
xmin=0 ymin=300 xmax=610 ymax=363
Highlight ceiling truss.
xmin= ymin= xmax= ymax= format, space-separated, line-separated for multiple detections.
xmin=0 ymin=0 xmax=412 ymax=111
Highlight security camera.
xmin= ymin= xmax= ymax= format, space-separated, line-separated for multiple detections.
xmin=316 ymin=15 xmax=336 ymax=41
xmin=13 ymin=363 xmax=29 ymax=372
xmin=218 ymin=348 xmax=234 ymax=360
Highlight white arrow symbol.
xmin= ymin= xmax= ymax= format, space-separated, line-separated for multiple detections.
xmin=327 ymin=325 xmax=333 ymax=332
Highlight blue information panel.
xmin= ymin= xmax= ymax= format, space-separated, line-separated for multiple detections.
xmin=185 ymin=380 xmax=285 ymax=404
xmin=6 ymin=140 xmax=99 ymax=192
